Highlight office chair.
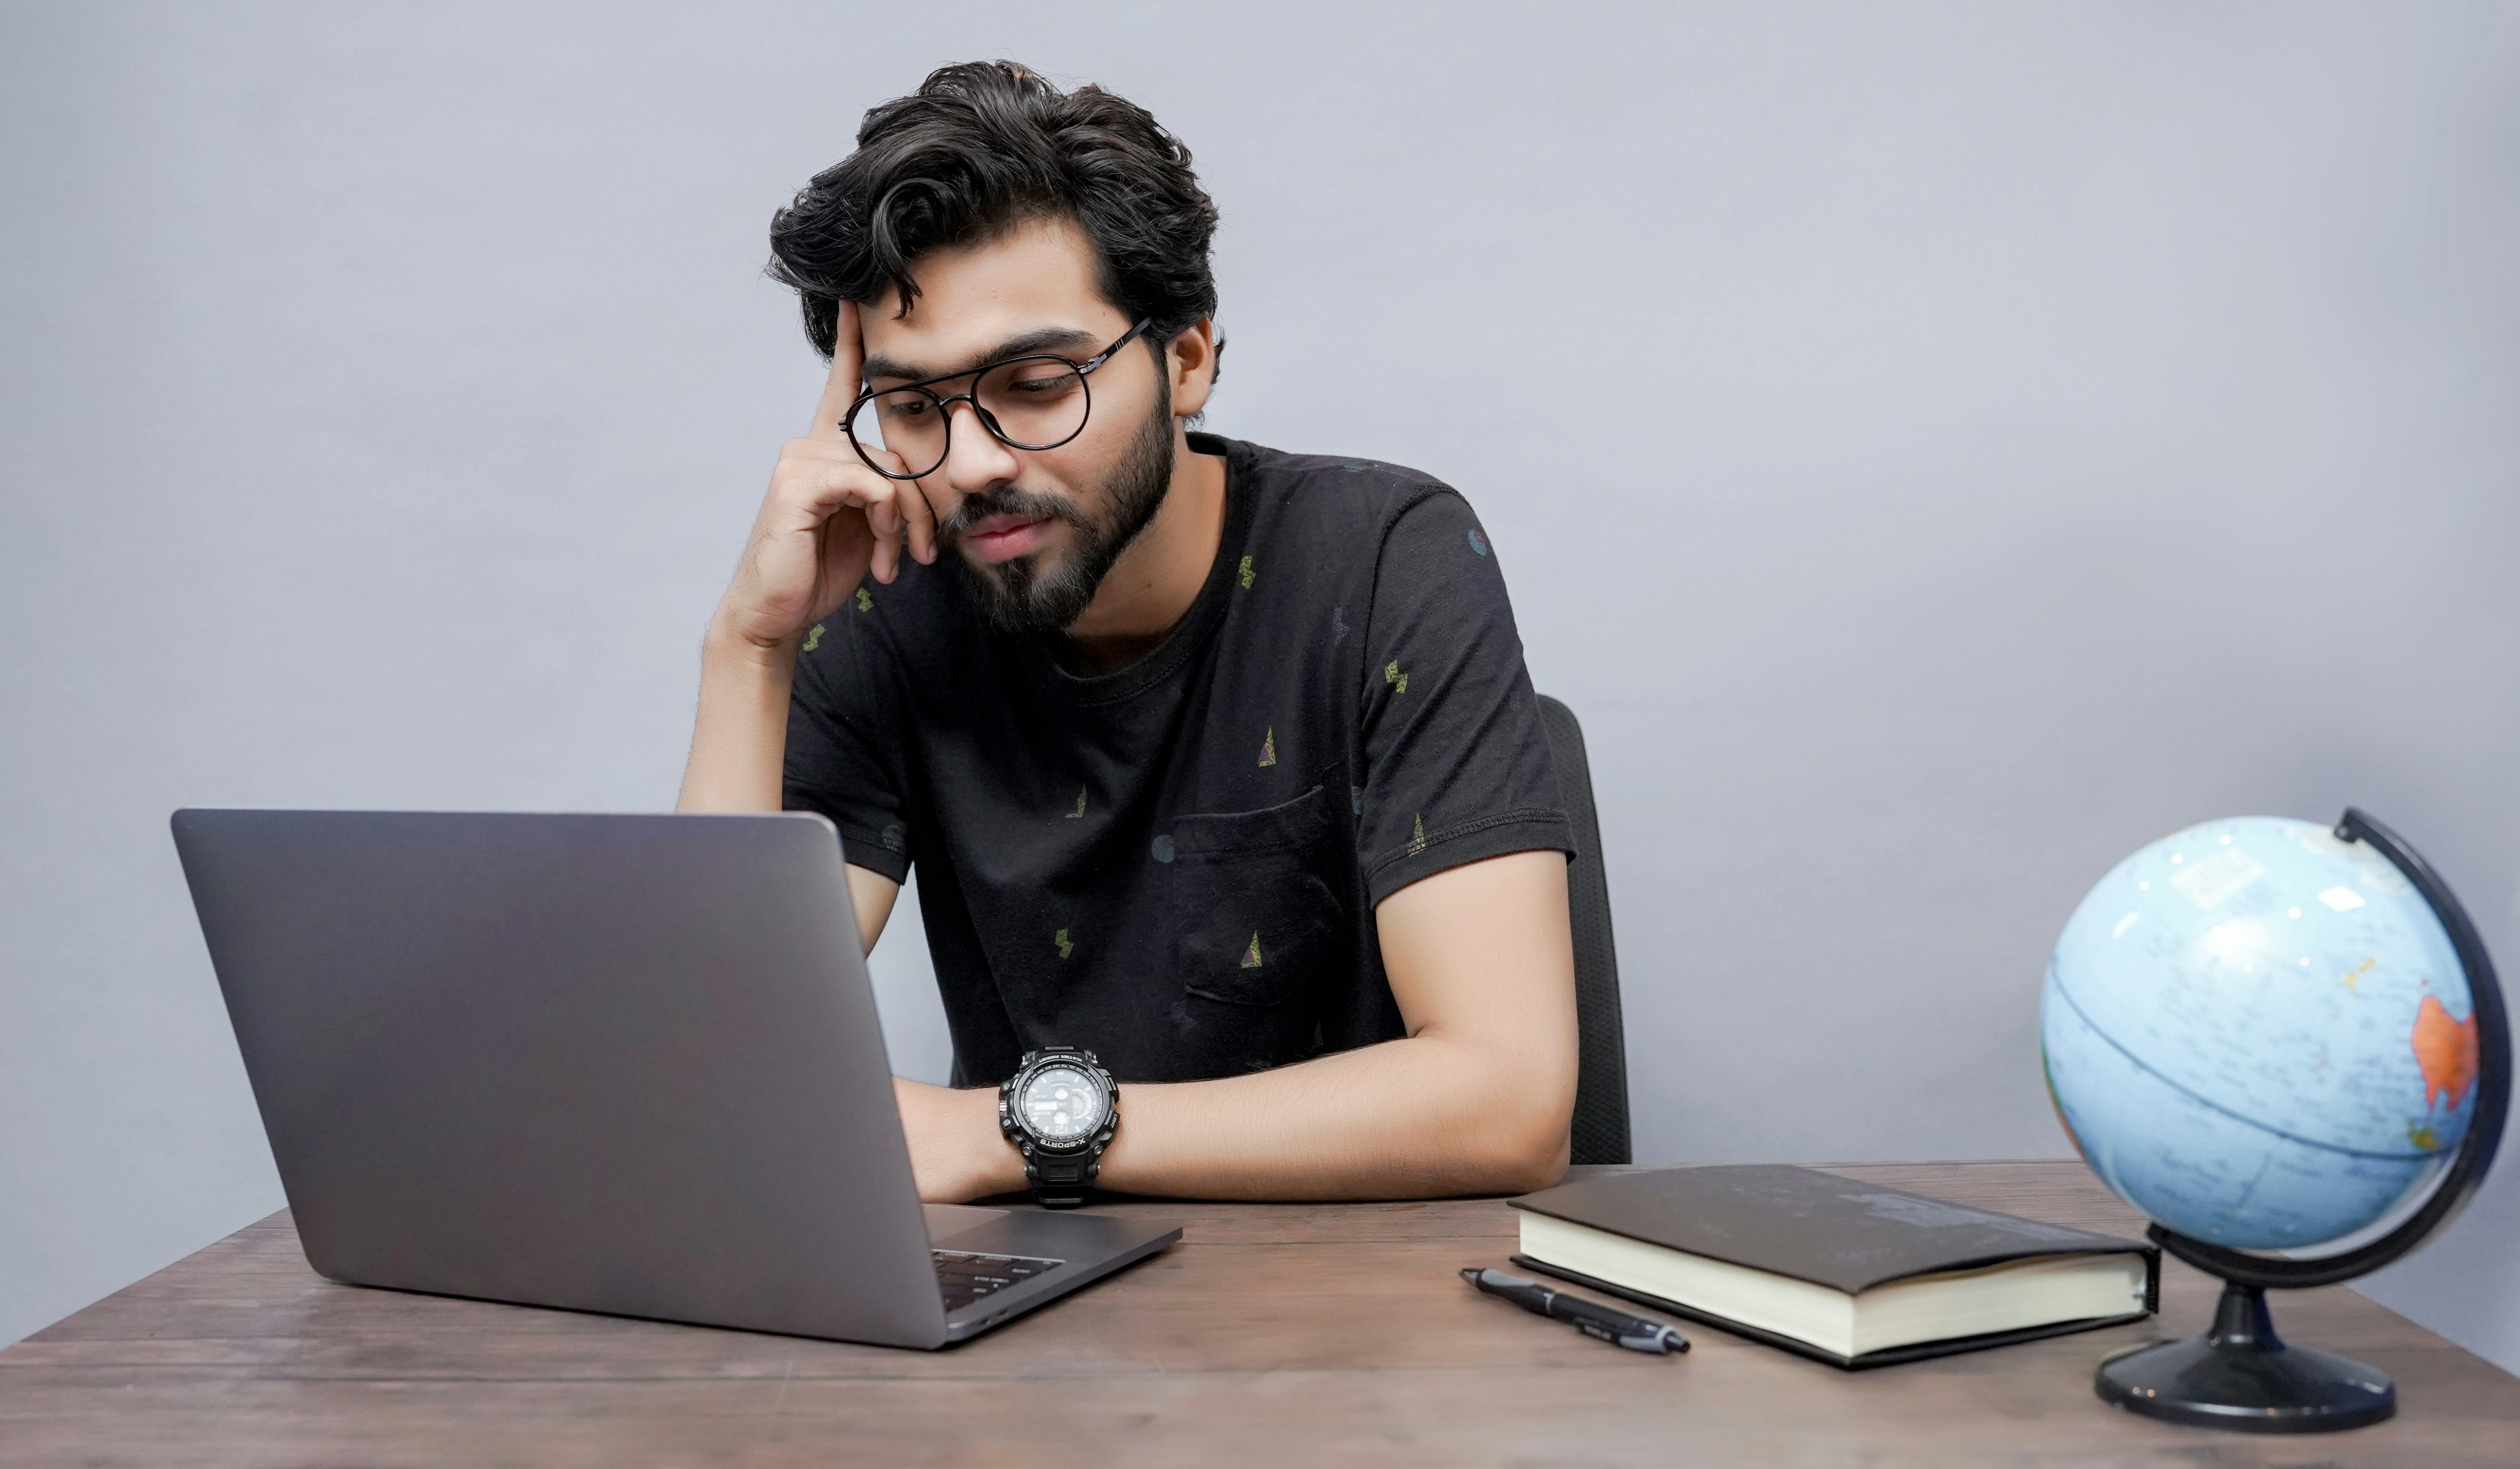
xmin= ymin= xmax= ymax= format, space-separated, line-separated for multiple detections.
xmin=1535 ymin=694 xmax=1632 ymax=1166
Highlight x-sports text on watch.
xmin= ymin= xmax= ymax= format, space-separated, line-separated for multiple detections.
xmin=998 ymin=1048 xmax=1120 ymax=1209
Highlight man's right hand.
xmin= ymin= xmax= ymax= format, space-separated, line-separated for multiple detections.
xmin=678 ymin=301 xmax=943 ymax=817
xmin=713 ymin=300 xmax=940 ymax=652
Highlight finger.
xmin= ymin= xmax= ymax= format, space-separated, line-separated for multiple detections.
xmin=805 ymin=299 xmax=864 ymax=442
xmin=870 ymin=490 xmax=912 ymax=584
xmin=777 ymin=453 xmax=894 ymax=527
xmin=814 ymin=512 xmax=870 ymax=599
xmin=908 ymin=478 xmax=941 ymax=565
xmin=844 ymin=441 xmax=937 ymax=566
xmin=864 ymin=488 xmax=902 ymax=543
xmin=864 ymin=492 xmax=901 ymax=583
xmin=874 ymin=449 xmax=940 ymax=565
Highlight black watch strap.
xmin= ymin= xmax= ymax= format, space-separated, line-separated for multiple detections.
xmin=1027 ymin=1152 xmax=1096 ymax=1210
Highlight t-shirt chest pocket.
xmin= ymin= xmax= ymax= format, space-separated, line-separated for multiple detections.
xmin=1166 ymin=783 xmax=1347 ymax=1009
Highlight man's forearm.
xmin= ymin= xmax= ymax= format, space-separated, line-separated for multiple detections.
xmin=675 ymin=618 xmax=799 ymax=813
xmin=916 ymin=1030 xmax=1570 ymax=1203
xmin=1101 ymin=1031 xmax=1571 ymax=1199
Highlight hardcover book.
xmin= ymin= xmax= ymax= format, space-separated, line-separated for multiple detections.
xmin=1509 ymin=1165 xmax=2159 ymax=1370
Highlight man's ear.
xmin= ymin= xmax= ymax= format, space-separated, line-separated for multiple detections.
xmin=1166 ymin=318 xmax=1220 ymax=421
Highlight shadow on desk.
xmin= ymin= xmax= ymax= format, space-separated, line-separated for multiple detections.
xmin=4 ymin=1162 xmax=2516 ymax=1467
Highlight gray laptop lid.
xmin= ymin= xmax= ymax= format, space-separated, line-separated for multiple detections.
xmin=173 ymin=809 xmax=954 ymax=1348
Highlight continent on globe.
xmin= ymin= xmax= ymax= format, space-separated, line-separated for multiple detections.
xmin=2413 ymin=994 xmax=2480 ymax=1115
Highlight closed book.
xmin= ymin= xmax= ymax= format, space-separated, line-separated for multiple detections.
xmin=1508 ymin=1165 xmax=2158 ymax=1370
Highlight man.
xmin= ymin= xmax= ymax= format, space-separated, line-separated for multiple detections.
xmin=679 ymin=61 xmax=1577 ymax=1204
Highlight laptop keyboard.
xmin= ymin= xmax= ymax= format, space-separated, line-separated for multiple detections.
xmin=933 ymin=1249 xmax=1062 ymax=1312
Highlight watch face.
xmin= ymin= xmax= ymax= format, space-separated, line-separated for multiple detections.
xmin=1018 ymin=1064 xmax=1106 ymax=1145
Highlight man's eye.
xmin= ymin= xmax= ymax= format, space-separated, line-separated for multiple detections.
xmin=1007 ymin=374 xmax=1076 ymax=397
xmin=883 ymin=399 xmax=933 ymax=421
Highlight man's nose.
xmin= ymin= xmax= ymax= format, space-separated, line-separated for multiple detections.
xmin=936 ymin=399 xmax=1021 ymax=494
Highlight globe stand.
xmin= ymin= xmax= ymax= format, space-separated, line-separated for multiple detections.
xmin=2085 ymin=809 xmax=2508 ymax=1435
xmin=2096 ymin=1281 xmax=2393 ymax=1432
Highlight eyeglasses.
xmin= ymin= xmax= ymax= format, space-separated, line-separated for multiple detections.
xmin=843 ymin=321 xmax=1150 ymax=481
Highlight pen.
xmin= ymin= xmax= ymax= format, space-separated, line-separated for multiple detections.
xmin=1460 ymin=1266 xmax=1689 ymax=1355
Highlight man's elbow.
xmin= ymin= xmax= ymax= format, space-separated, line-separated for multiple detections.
xmin=1458 ymin=1099 xmax=1574 ymax=1195
xmin=1484 ymin=1127 xmax=1572 ymax=1195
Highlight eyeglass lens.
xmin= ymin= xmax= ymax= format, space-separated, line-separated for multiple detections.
xmin=849 ymin=357 xmax=1090 ymax=477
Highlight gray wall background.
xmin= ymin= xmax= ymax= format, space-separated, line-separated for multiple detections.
xmin=5 ymin=1 xmax=2516 ymax=1369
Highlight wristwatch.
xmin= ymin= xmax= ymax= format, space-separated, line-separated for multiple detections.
xmin=998 ymin=1047 xmax=1120 ymax=1209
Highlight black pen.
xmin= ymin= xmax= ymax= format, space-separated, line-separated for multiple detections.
xmin=1461 ymin=1267 xmax=1689 ymax=1355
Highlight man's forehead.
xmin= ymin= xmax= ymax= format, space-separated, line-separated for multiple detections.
xmin=860 ymin=317 xmax=1108 ymax=384
xmin=857 ymin=216 xmax=1124 ymax=380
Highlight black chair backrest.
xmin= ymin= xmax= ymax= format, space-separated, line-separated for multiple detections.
xmin=1535 ymin=694 xmax=1632 ymax=1165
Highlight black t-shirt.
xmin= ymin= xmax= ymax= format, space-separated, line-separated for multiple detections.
xmin=783 ymin=433 xmax=1572 ymax=1087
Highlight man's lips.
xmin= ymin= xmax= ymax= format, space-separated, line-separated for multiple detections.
xmin=961 ymin=513 xmax=1054 ymax=564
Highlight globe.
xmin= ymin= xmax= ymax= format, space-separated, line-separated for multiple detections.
xmin=2042 ymin=809 xmax=2508 ymax=1433
xmin=2043 ymin=815 xmax=2481 ymax=1251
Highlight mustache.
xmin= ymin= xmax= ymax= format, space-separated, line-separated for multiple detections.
xmin=936 ymin=483 xmax=1094 ymax=544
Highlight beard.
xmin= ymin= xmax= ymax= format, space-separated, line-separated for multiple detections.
xmin=938 ymin=378 xmax=1177 ymax=636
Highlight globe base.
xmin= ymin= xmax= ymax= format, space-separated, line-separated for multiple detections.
xmin=2096 ymin=1281 xmax=2394 ymax=1433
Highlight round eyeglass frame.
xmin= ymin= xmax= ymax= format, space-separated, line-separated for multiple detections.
xmin=842 ymin=320 xmax=1151 ymax=481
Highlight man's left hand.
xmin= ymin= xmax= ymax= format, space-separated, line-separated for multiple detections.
xmin=891 ymin=1078 xmax=1024 ymax=1203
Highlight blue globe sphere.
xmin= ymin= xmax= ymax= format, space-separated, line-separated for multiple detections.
xmin=2042 ymin=816 xmax=2481 ymax=1251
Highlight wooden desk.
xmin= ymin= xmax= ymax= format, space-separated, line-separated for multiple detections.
xmin=4 ymin=1162 xmax=2515 ymax=1465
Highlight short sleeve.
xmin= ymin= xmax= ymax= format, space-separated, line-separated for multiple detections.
xmin=1355 ymin=489 xmax=1574 ymax=906
xmin=783 ymin=608 xmax=914 ymax=884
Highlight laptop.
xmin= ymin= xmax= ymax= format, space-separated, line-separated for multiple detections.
xmin=170 ymin=808 xmax=1180 ymax=1348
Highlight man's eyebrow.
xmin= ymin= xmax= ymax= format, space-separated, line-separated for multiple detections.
xmin=861 ymin=326 xmax=1108 ymax=386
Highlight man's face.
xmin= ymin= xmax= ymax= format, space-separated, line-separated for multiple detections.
xmin=855 ymin=217 xmax=1175 ymax=634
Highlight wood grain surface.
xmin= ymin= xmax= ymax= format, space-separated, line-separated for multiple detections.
xmin=4 ymin=1162 xmax=2514 ymax=1466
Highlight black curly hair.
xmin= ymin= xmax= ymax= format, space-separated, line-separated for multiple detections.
xmin=767 ymin=61 xmax=1221 ymax=380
